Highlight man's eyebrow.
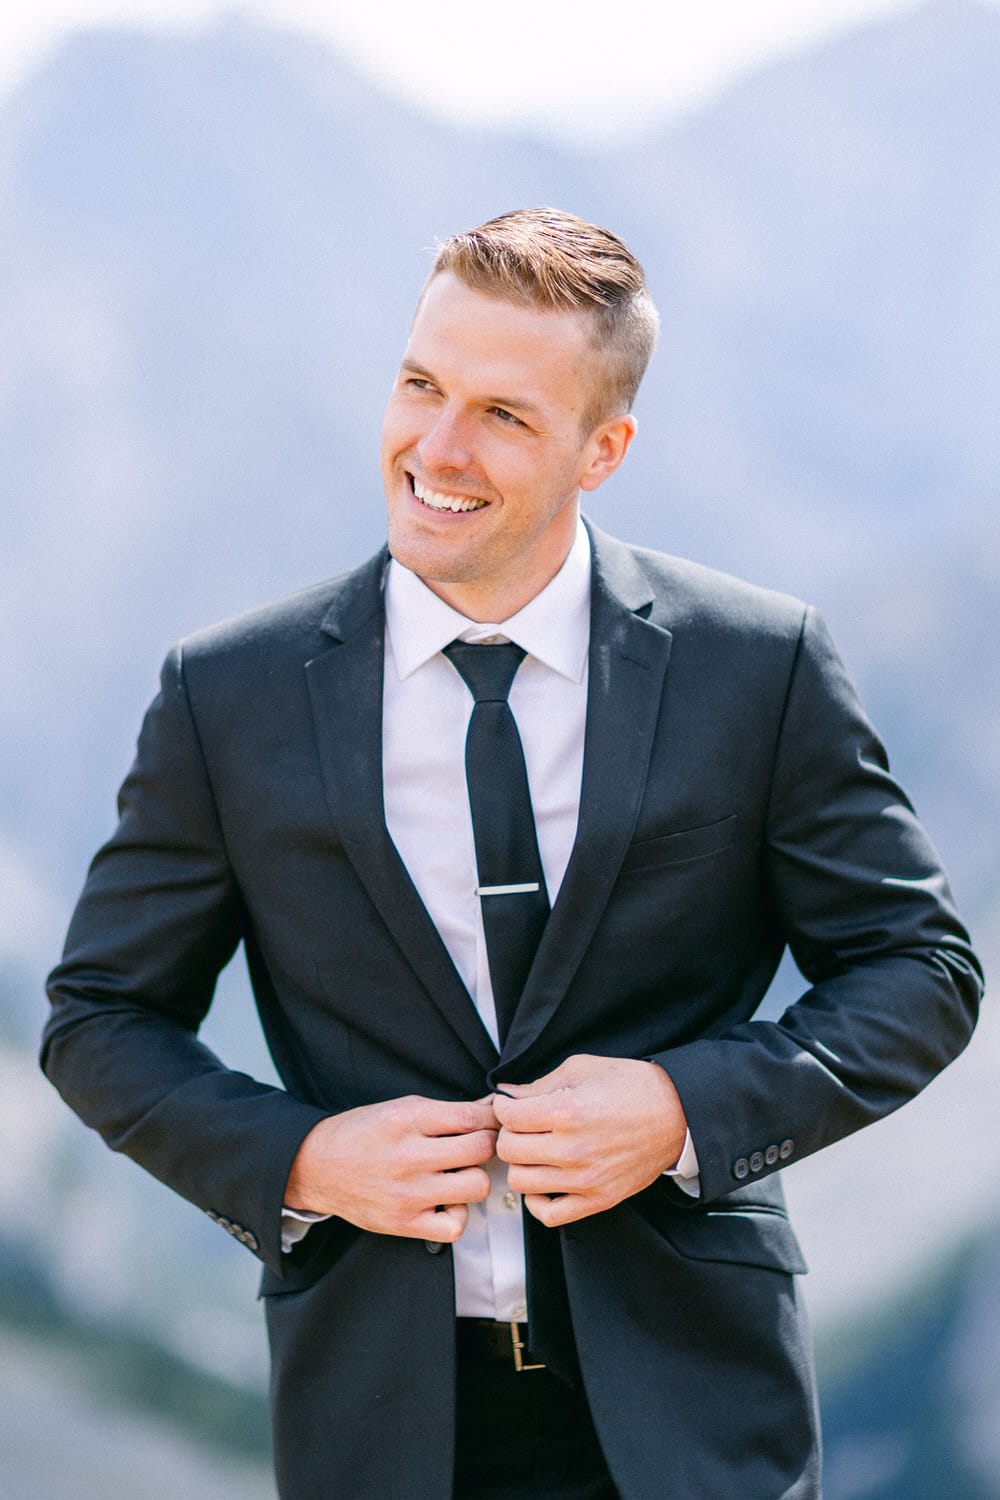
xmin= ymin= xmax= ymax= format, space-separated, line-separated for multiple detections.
xmin=398 ymin=358 xmax=544 ymax=419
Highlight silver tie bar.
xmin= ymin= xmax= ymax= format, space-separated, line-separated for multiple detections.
xmin=476 ymin=883 xmax=541 ymax=896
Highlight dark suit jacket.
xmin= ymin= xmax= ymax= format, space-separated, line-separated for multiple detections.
xmin=43 ymin=523 xmax=982 ymax=1500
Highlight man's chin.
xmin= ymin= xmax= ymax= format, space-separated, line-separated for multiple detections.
xmin=387 ymin=534 xmax=473 ymax=586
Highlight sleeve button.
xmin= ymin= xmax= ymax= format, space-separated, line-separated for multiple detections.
xmin=733 ymin=1157 xmax=750 ymax=1180
xmin=749 ymin=1151 xmax=765 ymax=1173
xmin=779 ymin=1139 xmax=795 ymax=1161
xmin=765 ymin=1145 xmax=780 ymax=1166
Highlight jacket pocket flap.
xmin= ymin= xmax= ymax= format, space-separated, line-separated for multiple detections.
xmin=661 ymin=1209 xmax=808 ymax=1275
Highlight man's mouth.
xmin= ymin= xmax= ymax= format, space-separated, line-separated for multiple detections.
xmin=410 ymin=475 xmax=488 ymax=513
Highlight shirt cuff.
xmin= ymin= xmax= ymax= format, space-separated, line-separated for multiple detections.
xmin=663 ymin=1128 xmax=700 ymax=1199
xmin=281 ymin=1206 xmax=330 ymax=1255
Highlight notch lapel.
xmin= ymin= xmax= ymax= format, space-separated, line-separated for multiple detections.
xmin=305 ymin=554 xmax=497 ymax=1074
xmin=497 ymin=527 xmax=673 ymax=1071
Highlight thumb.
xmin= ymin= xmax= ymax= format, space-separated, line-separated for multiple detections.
xmin=496 ymin=1056 xmax=584 ymax=1099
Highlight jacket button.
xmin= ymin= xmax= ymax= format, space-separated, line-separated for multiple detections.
xmin=424 ymin=1240 xmax=444 ymax=1254
xmin=733 ymin=1158 xmax=750 ymax=1180
xmin=749 ymin=1151 xmax=765 ymax=1173
xmin=779 ymin=1139 xmax=795 ymax=1161
xmin=765 ymin=1144 xmax=779 ymax=1166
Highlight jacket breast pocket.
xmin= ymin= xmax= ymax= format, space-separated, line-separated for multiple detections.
xmin=618 ymin=814 xmax=738 ymax=875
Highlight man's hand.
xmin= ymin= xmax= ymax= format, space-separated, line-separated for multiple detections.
xmin=492 ymin=1055 xmax=688 ymax=1227
xmin=284 ymin=1095 xmax=497 ymax=1242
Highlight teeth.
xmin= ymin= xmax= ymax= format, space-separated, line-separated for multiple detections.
xmin=413 ymin=478 xmax=487 ymax=513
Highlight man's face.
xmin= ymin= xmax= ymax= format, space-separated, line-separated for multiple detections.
xmin=381 ymin=272 xmax=631 ymax=620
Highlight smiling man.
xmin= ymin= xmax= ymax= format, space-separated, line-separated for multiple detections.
xmin=382 ymin=268 xmax=634 ymax=619
xmin=43 ymin=209 xmax=982 ymax=1500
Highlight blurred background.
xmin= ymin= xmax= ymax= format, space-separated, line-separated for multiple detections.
xmin=1 ymin=1 xmax=998 ymax=1495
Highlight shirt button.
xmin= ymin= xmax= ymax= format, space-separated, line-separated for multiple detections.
xmin=502 ymin=1192 xmax=519 ymax=1211
xmin=512 ymin=1303 xmax=527 ymax=1322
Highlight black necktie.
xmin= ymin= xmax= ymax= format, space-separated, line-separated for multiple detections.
xmin=446 ymin=639 xmax=576 ymax=1386
xmin=444 ymin=641 xmax=550 ymax=1042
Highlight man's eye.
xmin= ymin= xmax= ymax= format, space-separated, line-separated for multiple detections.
xmin=491 ymin=407 xmax=524 ymax=426
xmin=406 ymin=378 xmax=435 ymax=392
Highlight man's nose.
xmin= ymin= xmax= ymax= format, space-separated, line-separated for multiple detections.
xmin=417 ymin=408 xmax=473 ymax=473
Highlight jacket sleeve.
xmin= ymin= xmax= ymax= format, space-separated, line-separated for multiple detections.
xmin=40 ymin=646 xmax=328 ymax=1276
xmin=652 ymin=606 xmax=984 ymax=1205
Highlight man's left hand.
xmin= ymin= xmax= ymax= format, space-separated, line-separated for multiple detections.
xmin=492 ymin=1055 xmax=688 ymax=1226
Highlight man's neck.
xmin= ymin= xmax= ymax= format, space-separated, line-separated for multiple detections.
xmin=416 ymin=529 xmax=581 ymax=624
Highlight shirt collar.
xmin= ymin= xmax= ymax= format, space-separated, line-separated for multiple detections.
xmin=385 ymin=518 xmax=592 ymax=684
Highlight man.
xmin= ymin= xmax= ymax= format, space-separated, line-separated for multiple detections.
xmin=43 ymin=208 xmax=982 ymax=1499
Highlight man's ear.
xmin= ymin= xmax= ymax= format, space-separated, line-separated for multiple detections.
xmin=578 ymin=415 xmax=638 ymax=493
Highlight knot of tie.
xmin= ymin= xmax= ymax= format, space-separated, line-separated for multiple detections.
xmin=443 ymin=641 xmax=526 ymax=704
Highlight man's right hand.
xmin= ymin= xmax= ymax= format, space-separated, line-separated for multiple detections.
xmin=283 ymin=1096 xmax=497 ymax=1242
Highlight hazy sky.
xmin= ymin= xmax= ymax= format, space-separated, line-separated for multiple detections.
xmin=1 ymin=0 xmax=990 ymax=142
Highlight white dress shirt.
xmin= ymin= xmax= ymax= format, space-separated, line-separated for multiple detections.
xmin=284 ymin=519 xmax=698 ymax=1316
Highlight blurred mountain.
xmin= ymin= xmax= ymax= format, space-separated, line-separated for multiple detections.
xmin=1 ymin=0 xmax=998 ymax=1482
xmin=2 ymin=2 xmax=998 ymax=916
xmin=819 ymin=1217 xmax=1000 ymax=1498
xmin=0 ymin=1322 xmax=274 ymax=1499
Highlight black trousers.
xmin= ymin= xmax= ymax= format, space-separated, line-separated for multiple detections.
xmin=453 ymin=1329 xmax=620 ymax=1500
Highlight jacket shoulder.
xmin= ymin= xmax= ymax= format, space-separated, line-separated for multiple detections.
xmin=590 ymin=524 xmax=810 ymax=644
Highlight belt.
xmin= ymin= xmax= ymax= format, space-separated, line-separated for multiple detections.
xmin=456 ymin=1318 xmax=546 ymax=1372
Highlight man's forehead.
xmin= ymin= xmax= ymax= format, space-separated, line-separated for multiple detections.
xmin=411 ymin=271 xmax=591 ymax=343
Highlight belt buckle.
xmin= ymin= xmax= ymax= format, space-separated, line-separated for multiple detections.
xmin=509 ymin=1320 xmax=545 ymax=1372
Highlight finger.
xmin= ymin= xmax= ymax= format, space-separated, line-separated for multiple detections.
xmin=505 ymin=1162 xmax=572 ymax=1197
xmin=523 ymin=1191 xmax=590 ymax=1227
xmin=496 ymin=1126 xmax=566 ymax=1167
xmin=492 ymin=1089 xmax=571 ymax=1134
xmin=429 ymin=1165 xmax=492 ymax=1205
xmin=414 ymin=1098 xmax=500 ymax=1136
xmin=424 ymin=1128 xmax=497 ymax=1171
xmin=413 ymin=1203 xmax=469 ymax=1241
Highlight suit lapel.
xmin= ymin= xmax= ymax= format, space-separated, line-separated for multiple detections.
xmin=305 ymin=552 xmax=497 ymax=1073
xmin=498 ymin=526 xmax=673 ymax=1070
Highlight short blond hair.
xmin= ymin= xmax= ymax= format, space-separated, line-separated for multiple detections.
xmin=428 ymin=207 xmax=659 ymax=428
